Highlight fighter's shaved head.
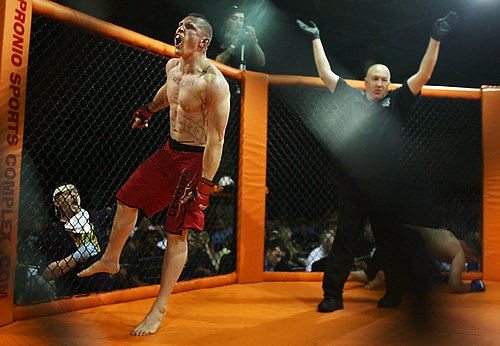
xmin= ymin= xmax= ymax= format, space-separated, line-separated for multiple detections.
xmin=187 ymin=13 xmax=213 ymax=40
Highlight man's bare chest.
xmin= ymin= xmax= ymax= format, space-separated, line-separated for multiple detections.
xmin=167 ymin=76 xmax=204 ymax=112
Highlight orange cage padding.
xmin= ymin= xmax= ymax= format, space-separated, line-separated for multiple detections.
xmin=13 ymin=273 xmax=236 ymax=321
xmin=268 ymin=75 xmax=481 ymax=99
xmin=482 ymin=86 xmax=500 ymax=281
xmin=237 ymin=70 xmax=269 ymax=283
xmin=0 ymin=0 xmax=32 ymax=326
xmin=263 ymin=271 xmax=483 ymax=282
xmin=30 ymin=0 xmax=242 ymax=80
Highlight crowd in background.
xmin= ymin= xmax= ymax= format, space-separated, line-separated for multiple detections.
xmin=264 ymin=210 xmax=375 ymax=273
xmin=15 ymin=196 xmax=480 ymax=306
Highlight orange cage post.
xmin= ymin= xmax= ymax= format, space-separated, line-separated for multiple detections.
xmin=237 ymin=70 xmax=269 ymax=283
xmin=0 ymin=0 xmax=32 ymax=326
xmin=482 ymin=86 xmax=500 ymax=281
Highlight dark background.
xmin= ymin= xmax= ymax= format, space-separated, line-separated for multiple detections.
xmin=51 ymin=0 xmax=499 ymax=88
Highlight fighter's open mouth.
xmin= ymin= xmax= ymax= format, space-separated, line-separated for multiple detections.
xmin=175 ymin=34 xmax=182 ymax=47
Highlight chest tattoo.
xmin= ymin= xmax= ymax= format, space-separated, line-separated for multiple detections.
xmin=178 ymin=113 xmax=205 ymax=143
xmin=172 ymin=75 xmax=195 ymax=88
xmin=171 ymin=65 xmax=210 ymax=88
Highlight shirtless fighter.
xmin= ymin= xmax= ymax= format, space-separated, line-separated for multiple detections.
xmin=78 ymin=13 xmax=230 ymax=336
xmin=350 ymin=225 xmax=484 ymax=294
xmin=406 ymin=225 xmax=484 ymax=294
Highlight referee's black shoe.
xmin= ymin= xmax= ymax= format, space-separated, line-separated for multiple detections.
xmin=377 ymin=292 xmax=402 ymax=308
xmin=317 ymin=297 xmax=343 ymax=312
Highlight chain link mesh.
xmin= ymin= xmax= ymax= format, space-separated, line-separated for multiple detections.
xmin=266 ymin=84 xmax=481 ymax=274
xmin=16 ymin=14 xmax=482 ymax=305
xmin=266 ymin=86 xmax=340 ymax=272
xmin=15 ymin=15 xmax=240 ymax=305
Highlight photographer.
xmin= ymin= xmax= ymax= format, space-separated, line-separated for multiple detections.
xmin=213 ymin=7 xmax=265 ymax=70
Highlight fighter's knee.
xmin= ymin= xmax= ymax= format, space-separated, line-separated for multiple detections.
xmin=167 ymin=230 xmax=188 ymax=243
xmin=117 ymin=200 xmax=139 ymax=214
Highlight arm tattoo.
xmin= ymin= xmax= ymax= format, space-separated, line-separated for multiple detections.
xmin=150 ymin=87 xmax=169 ymax=110
xmin=150 ymin=98 xmax=167 ymax=111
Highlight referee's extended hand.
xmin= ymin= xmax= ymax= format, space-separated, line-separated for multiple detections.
xmin=296 ymin=19 xmax=320 ymax=40
xmin=431 ymin=11 xmax=458 ymax=41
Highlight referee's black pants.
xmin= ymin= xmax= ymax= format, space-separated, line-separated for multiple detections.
xmin=322 ymin=176 xmax=410 ymax=301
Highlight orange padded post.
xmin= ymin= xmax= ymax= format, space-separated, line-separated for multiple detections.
xmin=0 ymin=0 xmax=31 ymax=326
xmin=237 ymin=70 xmax=268 ymax=283
xmin=482 ymin=86 xmax=500 ymax=281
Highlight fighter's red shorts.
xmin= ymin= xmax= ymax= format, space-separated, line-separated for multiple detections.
xmin=116 ymin=138 xmax=204 ymax=235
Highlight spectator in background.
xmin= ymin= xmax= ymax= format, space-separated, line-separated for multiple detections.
xmin=217 ymin=233 xmax=237 ymax=275
xmin=275 ymin=225 xmax=304 ymax=270
xmin=306 ymin=228 xmax=336 ymax=272
xmin=37 ymin=184 xmax=114 ymax=297
xmin=213 ymin=6 xmax=266 ymax=70
xmin=291 ymin=218 xmax=319 ymax=254
xmin=211 ymin=215 xmax=234 ymax=251
xmin=180 ymin=231 xmax=216 ymax=280
xmin=118 ymin=217 xmax=165 ymax=287
xmin=15 ymin=211 xmax=53 ymax=304
xmin=205 ymin=210 xmax=235 ymax=273
xmin=117 ymin=228 xmax=149 ymax=288
xmin=264 ymin=239 xmax=286 ymax=271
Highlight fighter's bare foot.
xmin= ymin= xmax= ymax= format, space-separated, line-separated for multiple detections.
xmin=77 ymin=257 xmax=119 ymax=277
xmin=131 ymin=306 xmax=166 ymax=336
